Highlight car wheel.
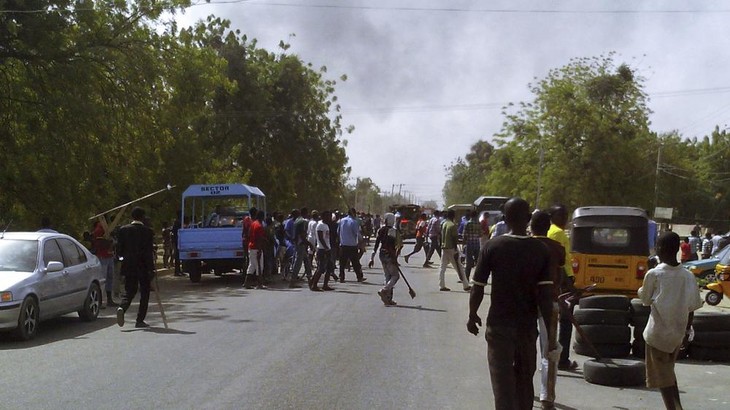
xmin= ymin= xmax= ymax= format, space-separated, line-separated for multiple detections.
xmin=583 ymin=358 xmax=645 ymax=386
xmin=14 ymin=297 xmax=39 ymax=341
xmin=705 ymin=291 xmax=723 ymax=306
xmin=78 ymin=282 xmax=101 ymax=322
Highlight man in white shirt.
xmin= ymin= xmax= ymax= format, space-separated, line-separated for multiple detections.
xmin=638 ymin=231 xmax=702 ymax=410
xmin=309 ymin=211 xmax=335 ymax=291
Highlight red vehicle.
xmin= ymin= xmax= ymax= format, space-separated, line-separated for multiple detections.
xmin=388 ymin=204 xmax=421 ymax=239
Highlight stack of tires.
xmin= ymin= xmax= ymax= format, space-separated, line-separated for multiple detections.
xmin=629 ymin=298 xmax=650 ymax=358
xmin=573 ymin=295 xmax=632 ymax=358
xmin=687 ymin=311 xmax=730 ymax=362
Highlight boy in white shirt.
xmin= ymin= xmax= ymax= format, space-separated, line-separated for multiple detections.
xmin=638 ymin=231 xmax=702 ymax=410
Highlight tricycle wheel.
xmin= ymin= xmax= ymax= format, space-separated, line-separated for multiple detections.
xmin=705 ymin=291 xmax=723 ymax=306
xmin=699 ymin=270 xmax=717 ymax=283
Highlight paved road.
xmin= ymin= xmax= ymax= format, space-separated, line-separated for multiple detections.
xmin=2 ymin=249 xmax=729 ymax=409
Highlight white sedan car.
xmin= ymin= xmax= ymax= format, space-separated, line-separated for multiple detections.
xmin=0 ymin=231 xmax=105 ymax=340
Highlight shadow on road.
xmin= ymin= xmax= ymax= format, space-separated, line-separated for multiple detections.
xmin=392 ymin=304 xmax=447 ymax=312
xmin=0 ymin=316 xmax=118 ymax=349
xmin=121 ymin=326 xmax=196 ymax=335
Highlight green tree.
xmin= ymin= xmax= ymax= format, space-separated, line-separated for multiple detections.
xmin=485 ymin=54 xmax=655 ymax=210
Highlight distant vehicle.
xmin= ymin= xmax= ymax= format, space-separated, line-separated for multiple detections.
xmin=447 ymin=203 xmax=474 ymax=223
xmin=683 ymin=245 xmax=730 ymax=282
xmin=570 ymin=206 xmax=650 ymax=296
xmin=0 ymin=232 xmax=105 ymax=340
xmin=178 ymin=184 xmax=266 ymax=283
xmin=388 ymin=204 xmax=421 ymax=239
xmin=473 ymin=196 xmax=508 ymax=213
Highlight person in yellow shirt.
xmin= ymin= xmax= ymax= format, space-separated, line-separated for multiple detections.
xmin=547 ymin=204 xmax=578 ymax=371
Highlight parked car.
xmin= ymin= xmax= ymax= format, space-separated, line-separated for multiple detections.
xmin=0 ymin=232 xmax=105 ymax=340
xmin=683 ymin=245 xmax=730 ymax=283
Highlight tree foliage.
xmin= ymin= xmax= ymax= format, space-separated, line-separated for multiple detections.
xmin=444 ymin=54 xmax=730 ymax=230
xmin=1 ymin=1 xmax=352 ymax=233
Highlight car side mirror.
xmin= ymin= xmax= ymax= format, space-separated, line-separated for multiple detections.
xmin=45 ymin=261 xmax=64 ymax=273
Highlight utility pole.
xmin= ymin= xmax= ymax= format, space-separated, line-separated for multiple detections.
xmin=653 ymin=144 xmax=662 ymax=216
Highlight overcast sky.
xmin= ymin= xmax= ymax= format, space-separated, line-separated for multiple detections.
xmin=176 ymin=0 xmax=730 ymax=207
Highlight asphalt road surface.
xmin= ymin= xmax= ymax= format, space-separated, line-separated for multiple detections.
xmin=2 ymin=249 xmax=729 ymax=410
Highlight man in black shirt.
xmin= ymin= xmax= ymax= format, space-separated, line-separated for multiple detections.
xmin=467 ymin=198 xmax=554 ymax=410
xmin=116 ymin=207 xmax=156 ymax=328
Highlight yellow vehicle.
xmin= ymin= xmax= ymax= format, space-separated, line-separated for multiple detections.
xmin=570 ymin=207 xmax=650 ymax=296
xmin=706 ymin=251 xmax=730 ymax=305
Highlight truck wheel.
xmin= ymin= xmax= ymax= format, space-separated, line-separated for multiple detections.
xmin=574 ymin=308 xmax=630 ymax=326
xmin=705 ymin=291 xmax=723 ymax=306
xmin=184 ymin=261 xmax=202 ymax=283
xmin=579 ymin=295 xmax=630 ymax=311
xmin=583 ymin=358 xmax=645 ymax=387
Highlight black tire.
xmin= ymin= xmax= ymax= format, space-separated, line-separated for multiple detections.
xmin=574 ymin=308 xmax=630 ymax=326
xmin=691 ymin=311 xmax=730 ymax=332
xmin=184 ymin=261 xmax=202 ymax=283
xmin=630 ymin=315 xmax=649 ymax=329
xmin=688 ymin=345 xmax=730 ymax=362
xmin=690 ymin=330 xmax=730 ymax=347
xmin=574 ymin=342 xmax=632 ymax=358
xmin=583 ymin=358 xmax=645 ymax=387
xmin=14 ymin=297 xmax=40 ymax=341
xmin=575 ymin=325 xmax=631 ymax=345
xmin=705 ymin=291 xmax=723 ymax=306
xmin=579 ymin=295 xmax=631 ymax=311
xmin=629 ymin=298 xmax=651 ymax=317
xmin=633 ymin=325 xmax=646 ymax=341
xmin=631 ymin=340 xmax=645 ymax=358
xmin=78 ymin=282 xmax=101 ymax=322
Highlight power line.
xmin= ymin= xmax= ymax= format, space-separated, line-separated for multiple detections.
xmin=6 ymin=1 xmax=730 ymax=15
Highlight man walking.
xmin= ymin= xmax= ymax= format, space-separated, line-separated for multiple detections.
xmin=462 ymin=210 xmax=482 ymax=282
xmin=309 ymin=211 xmax=335 ymax=291
xmin=370 ymin=213 xmax=400 ymax=306
xmin=531 ymin=211 xmax=566 ymax=410
xmin=548 ymin=204 xmax=578 ymax=371
xmin=424 ymin=210 xmax=442 ymax=267
xmin=439 ymin=209 xmax=471 ymax=292
xmin=467 ymin=198 xmax=554 ymax=410
xmin=638 ymin=231 xmax=702 ymax=410
xmin=289 ymin=208 xmax=313 ymax=288
xmin=338 ymin=208 xmax=366 ymax=283
xmin=403 ymin=213 xmax=429 ymax=264
xmin=93 ymin=220 xmax=117 ymax=308
xmin=116 ymin=207 xmax=156 ymax=328
xmin=243 ymin=210 xmax=267 ymax=289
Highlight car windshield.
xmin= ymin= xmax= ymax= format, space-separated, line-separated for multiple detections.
xmin=0 ymin=239 xmax=39 ymax=272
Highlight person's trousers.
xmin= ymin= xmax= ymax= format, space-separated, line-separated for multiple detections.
xmin=101 ymin=257 xmax=114 ymax=293
xmin=291 ymin=243 xmax=312 ymax=284
xmin=310 ymin=249 xmax=332 ymax=288
xmin=425 ymin=235 xmax=441 ymax=261
xmin=339 ymin=245 xmax=363 ymax=280
xmin=558 ymin=305 xmax=574 ymax=365
xmin=486 ymin=325 xmax=539 ymax=410
xmin=379 ymin=253 xmax=400 ymax=290
xmin=247 ymin=249 xmax=262 ymax=275
xmin=439 ymin=248 xmax=469 ymax=290
xmin=120 ymin=272 xmax=151 ymax=324
xmin=538 ymin=302 xmax=560 ymax=403
xmin=405 ymin=237 xmax=426 ymax=257
xmin=464 ymin=244 xmax=480 ymax=281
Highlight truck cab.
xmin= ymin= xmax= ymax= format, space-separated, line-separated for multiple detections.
xmin=178 ymin=184 xmax=266 ymax=282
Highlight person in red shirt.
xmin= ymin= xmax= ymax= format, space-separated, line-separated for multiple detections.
xmin=93 ymin=220 xmax=117 ymax=308
xmin=243 ymin=210 xmax=267 ymax=289
xmin=680 ymin=237 xmax=692 ymax=263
